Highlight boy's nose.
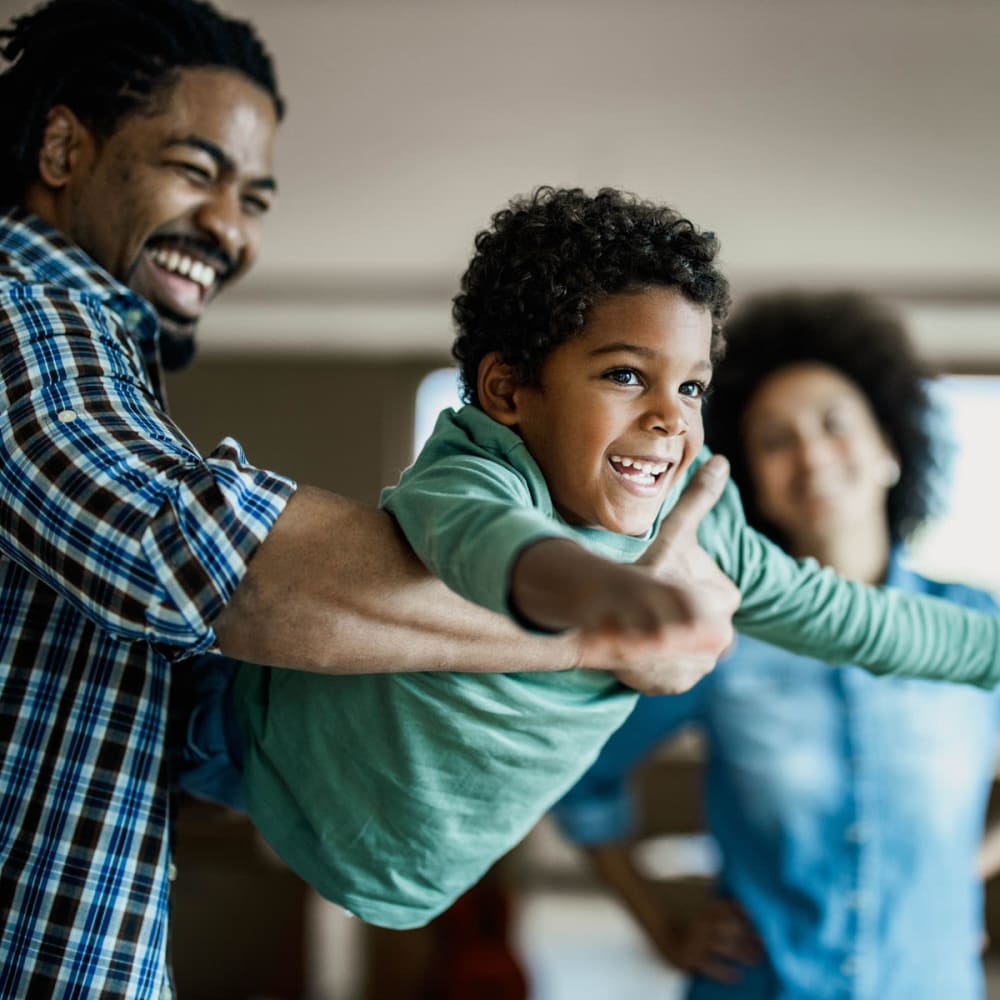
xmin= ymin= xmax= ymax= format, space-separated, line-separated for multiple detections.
xmin=641 ymin=396 xmax=687 ymax=435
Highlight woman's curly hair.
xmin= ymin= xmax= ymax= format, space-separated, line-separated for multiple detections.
xmin=704 ymin=290 xmax=941 ymax=546
xmin=452 ymin=186 xmax=730 ymax=406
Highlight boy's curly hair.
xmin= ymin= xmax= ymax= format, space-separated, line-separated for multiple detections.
xmin=452 ymin=186 xmax=731 ymax=406
xmin=704 ymin=290 xmax=940 ymax=545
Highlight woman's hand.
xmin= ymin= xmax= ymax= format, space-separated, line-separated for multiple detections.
xmin=654 ymin=898 xmax=763 ymax=983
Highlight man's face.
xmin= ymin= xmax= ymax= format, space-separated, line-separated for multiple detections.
xmin=48 ymin=67 xmax=278 ymax=363
xmin=509 ymin=287 xmax=714 ymax=536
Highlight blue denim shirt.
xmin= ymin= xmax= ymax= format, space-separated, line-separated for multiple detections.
xmin=553 ymin=552 xmax=1000 ymax=1000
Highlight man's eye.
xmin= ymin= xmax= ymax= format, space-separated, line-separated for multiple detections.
xmin=173 ymin=161 xmax=212 ymax=182
xmin=604 ymin=368 xmax=641 ymax=386
xmin=242 ymin=194 xmax=272 ymax=217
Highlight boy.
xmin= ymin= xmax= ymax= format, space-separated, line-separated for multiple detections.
xmin=205 ymin=187 xmax=1000 ymax=930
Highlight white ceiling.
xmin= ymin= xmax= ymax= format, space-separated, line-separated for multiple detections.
xmin=5 ymin=0 xmax=999 ymax=359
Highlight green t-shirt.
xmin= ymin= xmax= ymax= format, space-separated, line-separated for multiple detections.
xmin=236 ymin=405 xmax=1000 ymax=929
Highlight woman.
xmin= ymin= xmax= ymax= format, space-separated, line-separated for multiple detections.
xmin=552 ymin=291 xmax=1000 ymax=999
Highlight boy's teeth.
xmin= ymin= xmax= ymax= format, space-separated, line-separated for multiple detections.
xmin=150 ymin=248 xmax=217 ymax=289
xmin=610 ymin=455 xmax=669 ymax=475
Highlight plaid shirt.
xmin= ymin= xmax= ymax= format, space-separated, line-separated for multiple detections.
xmin=0 ymin=210 xmax=295 ymax=998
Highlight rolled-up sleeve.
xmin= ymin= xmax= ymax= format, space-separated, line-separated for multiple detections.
xmin=0 ymin=285 xmax=295 ymax=655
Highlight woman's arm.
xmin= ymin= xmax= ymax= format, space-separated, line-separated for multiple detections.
xmin=585 ymin=843 xmax=761 ymax=982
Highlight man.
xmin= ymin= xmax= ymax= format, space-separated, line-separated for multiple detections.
xmin=0 ymin=1 xmax=738 ymax=995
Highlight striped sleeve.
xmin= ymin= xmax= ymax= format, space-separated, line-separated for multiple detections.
xmin=0 ymin=284 xmax=295 ymax=655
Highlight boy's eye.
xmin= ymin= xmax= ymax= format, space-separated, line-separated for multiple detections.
xmin=604 ymin=368 xmax=641 ymax=386
xmin=680 ymin=380 xmax=709 ymax=399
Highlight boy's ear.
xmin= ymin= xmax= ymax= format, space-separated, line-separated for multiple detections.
xmin=477 ymin=352 xmax=521 ymax=427
xmin=37 ymin=106 xmax=93 ymax=189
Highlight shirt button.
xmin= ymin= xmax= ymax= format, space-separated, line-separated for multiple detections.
xmin=56 ymin=409 xmax=77 ymax=423
xmin=168 ymin=861 xmax=178 ymax=883
xmin=126 ymin=308 xmax=146 ymax=328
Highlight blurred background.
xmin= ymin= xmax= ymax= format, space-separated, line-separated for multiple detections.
xmin=3 ymin=0 xmax=997 ymax=995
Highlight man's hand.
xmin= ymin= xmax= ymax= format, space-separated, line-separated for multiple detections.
xmin=604 ymin=455 xmax=739 ymax=694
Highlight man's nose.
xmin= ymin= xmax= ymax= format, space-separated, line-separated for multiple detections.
xmin=195 ymin=189 xmax=248 ymax=272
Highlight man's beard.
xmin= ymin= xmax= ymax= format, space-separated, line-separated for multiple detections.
xmin=156 ymin=306 xmax=199 ymax=371
xmin=158 ymin=328 xmax=198 ymax=371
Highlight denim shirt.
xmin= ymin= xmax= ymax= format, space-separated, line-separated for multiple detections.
xmin=553 ymin=552 xmax=1000 ymax=1000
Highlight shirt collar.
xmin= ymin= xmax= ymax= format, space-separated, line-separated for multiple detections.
xmin=1 ymin=207 xmax=167 ymax=401
xmin=884 ymin=545 xmax=918 ymax=591
xmin=0 ymin=207 xmax=157 ymax=325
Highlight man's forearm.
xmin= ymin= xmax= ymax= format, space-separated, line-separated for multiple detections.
xmin=213 ymin=485 xmax=582 ymax=675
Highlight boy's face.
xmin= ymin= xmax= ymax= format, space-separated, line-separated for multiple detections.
xmin=509 ymin=287 xmax=713 ymax=536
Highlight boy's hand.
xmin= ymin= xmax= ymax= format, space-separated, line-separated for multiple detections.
xmin=614 ymin=455 xmax=739 ymax=693
xmin=512 ymin=456 xmax=738 ymax=694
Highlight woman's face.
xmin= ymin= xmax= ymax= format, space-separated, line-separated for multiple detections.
xmin=740 ymin=362 xmax=899 ymax=554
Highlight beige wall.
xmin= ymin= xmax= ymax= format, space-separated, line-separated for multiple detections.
xmin=167 ymin=355 xmax=439 ymax=506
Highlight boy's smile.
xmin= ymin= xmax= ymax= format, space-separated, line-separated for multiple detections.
xmin=503 ymin=287 xmax=713 ymax=536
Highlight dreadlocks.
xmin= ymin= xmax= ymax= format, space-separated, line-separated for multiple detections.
xmin=0 ymin=0 xmax=283 ymax=207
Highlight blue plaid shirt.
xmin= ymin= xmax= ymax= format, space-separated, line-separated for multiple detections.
xmin=0 ymin=210 xmax=296 ymax=998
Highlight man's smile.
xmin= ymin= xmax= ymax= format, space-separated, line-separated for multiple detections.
xmin=136 ymin=237 xmax=234 ymax=319
xmin=150 ymin=245 xmax=218 ymax=290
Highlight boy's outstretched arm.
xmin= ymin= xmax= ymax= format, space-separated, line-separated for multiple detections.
xmin=212 ymin=473 xmax=737 ymax=692
xmin=511 ymin=457 xmax=739 ymax=694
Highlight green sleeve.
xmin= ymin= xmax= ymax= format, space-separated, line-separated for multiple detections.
xmin=699 ymin=479 xmax=1000 ymax=688
xmin=381 ymin=410 xmax=579 ymax=617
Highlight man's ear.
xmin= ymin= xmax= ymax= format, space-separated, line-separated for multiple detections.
xmin=477 ymin=352 xmax=522 ymax=427
xmin=37 ymin=106 xmax=92 ymax=189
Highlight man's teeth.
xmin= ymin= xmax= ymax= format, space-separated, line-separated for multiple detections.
xmin=610 ymin=455 xmax=669 ymax=484
xmin=150 ymin=248 xmax=216 ymax=290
